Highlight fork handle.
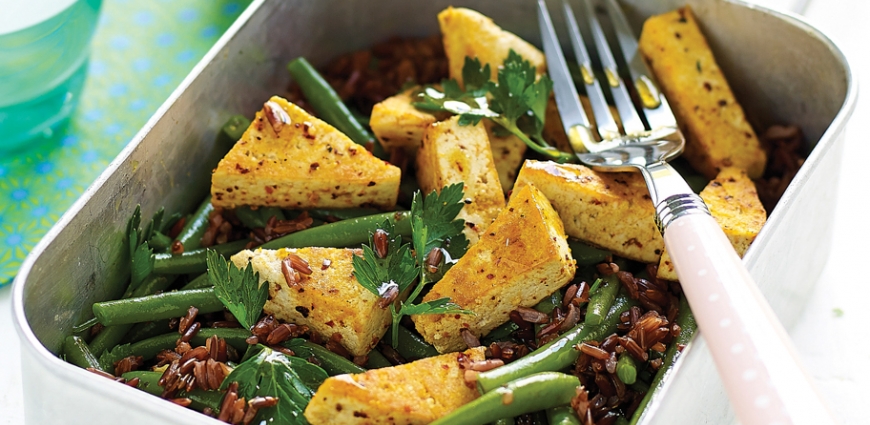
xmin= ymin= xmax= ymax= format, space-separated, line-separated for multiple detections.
xmin=664 ymin=212 xmax=836 ymax=425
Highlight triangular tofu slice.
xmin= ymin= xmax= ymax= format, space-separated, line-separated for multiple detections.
xmin=304 ymin=347 xmax=485 ymax=425
xmin=413 ymin=184 xmax=575 ymax=353
xmin=417 ymin=116 xmax=505 ymax=245
xmin=514 ymin=160 xmax=663 ymax=263
xmin=658 ymin=167 xmax=766 ymax=281
xmin=231 ymin=247 xmax=391 ymax=357
xmin=211 ymin=96 xmax=400 ymax=210
xmin=439 ymin=7 xmax=546 ymax=85
xmin=369 ymin=87 xmax=449 ymax=155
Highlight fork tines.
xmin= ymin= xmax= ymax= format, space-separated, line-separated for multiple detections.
xmin=537 ymin=0 xmax=676 ymax=153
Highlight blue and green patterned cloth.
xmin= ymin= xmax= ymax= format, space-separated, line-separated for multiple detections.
xmin=0 ymin=0 xmax=252 ymax=286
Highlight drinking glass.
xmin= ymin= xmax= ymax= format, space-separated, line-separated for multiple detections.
xmin=0 ymin=0 xmax=102 ymax=152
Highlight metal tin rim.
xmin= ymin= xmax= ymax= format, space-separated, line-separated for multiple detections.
xmin=11 ymin=0 xmax=858 ymax=422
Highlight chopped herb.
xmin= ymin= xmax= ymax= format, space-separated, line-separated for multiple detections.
xmin=126 ymin=205 xmax=155 ymax=292
xmin=353 ymin=183 xmax=472 ymax=346
xmin=222 ymin=345 xmax=328 ymax=425
xmin=413 ymin=51 xmax=573 ymax=163
xmin=352 ymin=219 xmax=418 ymax=297
xmin=207 ymin=250 xmax=268 ymax=330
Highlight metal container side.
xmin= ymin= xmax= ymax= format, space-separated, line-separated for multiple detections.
xmin=12 ymin=0 xmax=855 ymax=424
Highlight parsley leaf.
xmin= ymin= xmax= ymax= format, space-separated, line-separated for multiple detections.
xmin=130 ymin=244 xmax=154 ymax=291
xmin=207 ymin=250 xmax=268 ymax=330
xmin=411 ymin=183 xmax=467 ymax=265
xmin=222 ymin=345 xmax=327 ymax=425
xmin=462 ymin=57 xmax=492 ymax=92
xmin=353 ymin=183 xmax=473 ymax=347
xmin=352 ymin=219 xmax=419 ymax=296
xmin=399 ymin=298 xmax=473 ymax=316
xmin=413 ymin=50 xmax=573 ymax=163
xmin=126 ymin=206 xmax=154 ymax=292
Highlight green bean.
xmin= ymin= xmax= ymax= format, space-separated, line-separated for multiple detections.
xmin=234 ymin=206 xmax=266 ymax=229
xmin=287 ymin=58 xmax=376 ymax=149
xmin=615 ymin=417 xmax=630 ymax=425
xmin=222 ymin=114 xmax=252 ymax=141
xmin=93 ymin=288 xmax=224 ymax=327
xmin=124 ymin=320 xmax=171 ymax=344
xmin=481 ymin=321 xmax=519 ymax=346
xmin=152 ymin=211 xmax=411 ymax=275
xmin=547 ymin=406 xmax=581 ymax=425
xmin=63 ymin=336 xmax=103 ymax=371
xmin=365 ymin=349 xmax=393 ymax=369
xmin=261 ymin=211 xmax=411 ymax=250
xmin=308 ymin=207 xmax=381 ymax=222
xmin=148 ymin=231 xmax=172 ymax=252
xmin=283 ymin=339 xmax=366 ymax=376
xmin=431 ymin=372 xmax=580 ymax=425
xmin=89 ymin=274 xmax=178 ymax=356
xmin=566 ymin=239 xmax=611 ymax=267
xmin=477 ymin=294 xmax=637 ymax=393
xmin=152 ymin=239 xmax=250 ymax=275
xmin=629 ymin=295 xmax=696 ymax=425
xmin=585 ymin=274 xmax=620 ymax=326
xmin=181 ymin=272 xmax=211 ymax=290
xmin=233 ymin=206 xmax=286 ymax=229
xmin=259 ymin=206 xmax=285 ymax=222
xmin=174 ymin=195 xmax=214 ymax=252
xmin=101 ymin=328 xmax=251 ymax=369
xmin=616 ymin=353 xmax=637 ymax=385
xmin=123 ymin=371 xmax=223 ymax=412
xmin=395 ymin=325 xmax=439 ymax=360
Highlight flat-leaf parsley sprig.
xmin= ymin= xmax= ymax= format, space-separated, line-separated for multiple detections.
xmin=221 ymin=344 xmax=328 ymax=425
xmin=206 ymin=250 xmax=268 ymax=330
xmin=413 ymin=50 xmax=574 ymax=163
xmin=353 ymin=183 xmax=472 ymax=346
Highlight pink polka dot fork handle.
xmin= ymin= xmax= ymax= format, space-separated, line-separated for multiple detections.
xmin=663 ymin=208 xmax=836 ymax=425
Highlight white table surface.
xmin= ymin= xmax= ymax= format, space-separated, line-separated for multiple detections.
xmin=1 ymin=0 xmax=867 ymax=423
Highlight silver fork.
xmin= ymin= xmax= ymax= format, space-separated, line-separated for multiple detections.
xmin=537 ymin=1 xmax=836 ymax=424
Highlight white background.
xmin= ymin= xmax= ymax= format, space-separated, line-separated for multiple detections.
xmin=1 ymin=0 xmax=867 ymax=423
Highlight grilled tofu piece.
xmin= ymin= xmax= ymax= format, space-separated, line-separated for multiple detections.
xmin=369 ymin=88 xmax=447 ymax=155
xmin=230 ymin=247 xmax=390 ymax=357
xmin=304 ymin=347 xmax=485 ymax=425
xmin=211 ymin=96 xmax=401 ymax=210
xmin=639 ymin=7 xmax=766 ymax=179
xmin=484 ymin=120 xmax=526 ymax=194
xmin=658 ymin=167 xmax=766 ymax=281
xmin=417 ymin=116 xmax=505 ymax=245
xmin=370 ymin=88 xmax=525 ymax=194
xmin=513 ymin=160 xmax=663 ymax=263
xmin=413 ymin=185 xmax=575 ymax=353
xmin=438 ymin=7 xmax=546 ymax=86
